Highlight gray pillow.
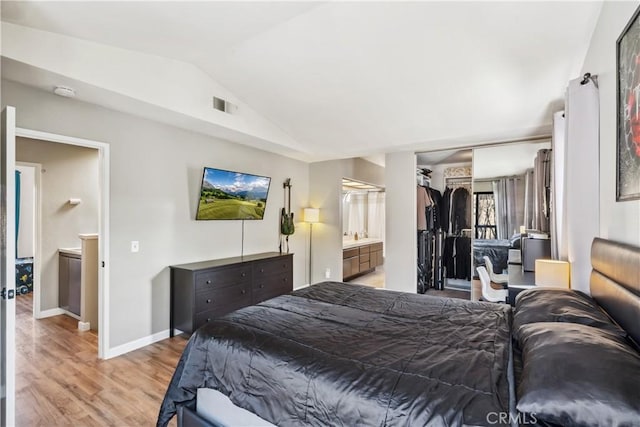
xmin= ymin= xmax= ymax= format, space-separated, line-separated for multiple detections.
xmin=513 ymin=288 xmax=625 ymax=342
xmin=517 ymin=322 xmax=640 ymax=427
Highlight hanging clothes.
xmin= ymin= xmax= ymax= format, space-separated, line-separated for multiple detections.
xmin=417 ymin=185 xmax=431 ymax=231
xmin=440 ymin=187 xmax=452 ymax=234
xmin=427 ymin=188 xmax=442 ymax=231
xmin=443 ymin=236 xmax=471 ymax=280
xmin=451 ymin=187 xmax=470 ymax=235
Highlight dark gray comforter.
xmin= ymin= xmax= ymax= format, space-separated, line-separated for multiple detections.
xmin=157 ymin=282 xmax=513 ymax=426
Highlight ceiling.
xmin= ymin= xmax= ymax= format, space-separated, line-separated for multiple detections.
xmin=1 ymin=1 xmax=603 ymax=163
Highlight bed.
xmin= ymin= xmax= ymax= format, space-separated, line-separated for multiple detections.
xmin=157 ymin=282 xmax=514 ymax=426
xmin=158 ymin=237 xmax=640 ymax=427
xmin=472 ymin=239 xmax=514 ymax=276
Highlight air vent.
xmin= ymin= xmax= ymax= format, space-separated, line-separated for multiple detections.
xmin=213 ymin=96 xmax=237 ymax=114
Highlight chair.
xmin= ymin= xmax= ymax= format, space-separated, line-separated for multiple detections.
xmin=477 ymin=266 xmax=508 ymax=303
xmin=483 ymin=256 xmax=509 ymax=284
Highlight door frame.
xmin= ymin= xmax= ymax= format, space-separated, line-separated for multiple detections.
xmin=2 ymin=107 xmax=17 ymax=427
xmin=15 ymin=128 xmax=110 ymax=359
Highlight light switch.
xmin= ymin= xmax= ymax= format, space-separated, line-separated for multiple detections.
xmin=131 ymin=241 xmax=139 ymax=253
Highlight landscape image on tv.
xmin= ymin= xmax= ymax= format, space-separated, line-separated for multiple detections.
xmin=196 ymin=167 xmax=271 ymax=220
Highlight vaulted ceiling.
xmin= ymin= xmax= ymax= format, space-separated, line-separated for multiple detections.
xmin=1 ymin=1 xmax=602 ymax=162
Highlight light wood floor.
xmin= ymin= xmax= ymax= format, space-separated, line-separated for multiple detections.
xmin=345 ymin=267 xmax=385 ymax=288
xmin=15 ymin=293 xmax=188 ymax=426
xmin=346 ymin=267 xmax=472 ymax=300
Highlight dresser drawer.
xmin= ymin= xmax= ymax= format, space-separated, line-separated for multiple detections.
xmin=253 ymin=273 xmax=292 ymax=303
xmin=195 ymin=285 xmax=251 ymax=314
xmin=359 ymin=252 xmax=370 ymax=262
xmin=359 ymin=245 xmax=370 ymax=254
xmin=371 ymin=242 xmax=383 ymax=251
xmin=343 ymin=248 xmax=359 ymax=259
xmin=253 ymin=257 xmax=292 ymax=278
xmin=194 ymin=294 xmax=250 ymax=330
xmin=195 ymin=266 xmax=251 ymax=292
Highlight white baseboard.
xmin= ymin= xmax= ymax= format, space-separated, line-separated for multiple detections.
xmin=104 ymin=329 xmax=171 ymax=359
xmin=37 ymin=308 xmax=65 ymax=319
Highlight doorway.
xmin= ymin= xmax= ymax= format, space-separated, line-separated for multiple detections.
xmin=14 ymin=128 xmax=110 ymax=358
xmin=341 ymin=178 xmax=386 ymax=288
xmin=14 ymin=163 xmax=38 ymax=317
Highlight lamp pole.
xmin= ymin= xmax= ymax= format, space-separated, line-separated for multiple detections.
xmin=309 ymin=222 xmax=313 ymax=285
xmin=303 ymin=208 xmax=320 ymax=285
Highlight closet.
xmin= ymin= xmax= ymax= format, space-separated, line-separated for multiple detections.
xmin=441 ymin=176 xmax=472 ymax=284
xmin=416 ymin=158 xmax=473 ymax=293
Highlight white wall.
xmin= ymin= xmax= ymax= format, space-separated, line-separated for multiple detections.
xmin=15 ymin=164 xmax=35 ymax=259
xmin=309 ymin=157 xmax=384 ymax=284
xmin=384 ymin=151 xmax=416 ymax=293
xmin=16 ymin=138 xmax=100 ymax=310
xmin=2 ymin=80 xmax=309 ymax=350
xmin=580 ymin=1 xmax=640 ymax=248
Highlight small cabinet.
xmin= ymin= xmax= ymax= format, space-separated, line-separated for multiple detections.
xmin=370 ymin=242 xmax=383 ymax=268
xmin=59 ymin=251 xmax=81 ymax=316
xmin=343 ymin=241 xmax=384 ymax=280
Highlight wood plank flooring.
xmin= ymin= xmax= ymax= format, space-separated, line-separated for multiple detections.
xmin=15 ymin=293 xmax=188 ymax=426
xmin=347 ymin=267 xmax=471 ymax=300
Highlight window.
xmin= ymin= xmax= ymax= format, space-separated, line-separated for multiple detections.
xmin=474 ymin=192 xmax=497 ymax=239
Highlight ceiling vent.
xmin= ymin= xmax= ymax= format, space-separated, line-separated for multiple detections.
xmin=213 ymin=96 xmax=237 ymax=114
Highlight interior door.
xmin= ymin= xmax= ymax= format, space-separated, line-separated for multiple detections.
xmin=1 ymin=106 xmax=16 ymax=426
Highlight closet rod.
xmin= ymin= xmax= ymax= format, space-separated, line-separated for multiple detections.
xmin=415 ymin=134 xmax=551 ymax=155
xmin=445 ymin=177 xmax=472 ymax=183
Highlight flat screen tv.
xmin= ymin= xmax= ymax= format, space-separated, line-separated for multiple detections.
xmin=196 ymin=167 xmax=271 ymax=220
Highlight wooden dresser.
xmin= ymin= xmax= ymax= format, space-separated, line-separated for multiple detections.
xmin=170 ymin=252 xmax=293 ymax=336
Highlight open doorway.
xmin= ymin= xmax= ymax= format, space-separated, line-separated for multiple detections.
xmin=16 ymin=137 xmax=100 ymax=339
xmin=341 ymin=178 xmax=386 ymax=288
xmin=14 ymin=128 xmax=110 ymax=358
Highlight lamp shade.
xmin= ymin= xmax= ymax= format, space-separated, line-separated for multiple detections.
xmin=535 ymin=259 xmax=571 ymax=288
xmin=304 ymin=208 xmax=320 ymax=223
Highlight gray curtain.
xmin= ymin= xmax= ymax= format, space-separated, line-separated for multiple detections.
xmin=533 ymin=149 xmax=551 ymax=233
xmin=492 ymin=176 xmax=525 ymax=239
xmin=522 ymin=150 xmax=552 ymax=233
xmin=523 ymin=169 xmax=534 ymax=230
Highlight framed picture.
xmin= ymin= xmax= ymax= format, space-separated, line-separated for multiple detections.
xmin=617 ymin=5 xmax=640 ymax=201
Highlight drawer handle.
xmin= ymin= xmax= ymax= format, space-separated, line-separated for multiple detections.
xmin=241 ymin=289 xmax=246 ymax=295
xmin=283 ymin=278 xmax=288 ymax=282
xmin=206 ymin=318 xmax=211 ymax=323
xmin=241 ymin=272 xmax=246 ymax=277
xmin=206 ymin=280 xmax=212 ymax=285
xmin=259 ymin=284 xmax=264 ymax=289
xmin=206 ymin=298 xmax=212 ymax=304
xmin=260 ymin=268 xmax=265 ymax=273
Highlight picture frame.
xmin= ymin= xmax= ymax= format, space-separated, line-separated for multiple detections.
xmin=616 ymin=4 xmax=640 ymax=201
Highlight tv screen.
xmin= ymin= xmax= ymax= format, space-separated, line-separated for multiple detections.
xmin=196 ymin=167 xmax=271 ymax=220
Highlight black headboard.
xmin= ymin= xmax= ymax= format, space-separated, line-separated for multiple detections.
xmin=590 ymin=237 xmax=640 ymax=345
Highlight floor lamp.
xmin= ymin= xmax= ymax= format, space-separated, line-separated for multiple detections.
xmin=304 ymin=208 xmax=320 ymax=285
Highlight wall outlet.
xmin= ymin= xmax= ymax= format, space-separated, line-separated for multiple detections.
xmin=325 ymin=268 xmax=331 ymax=279
xmin=131 ymin=241 xmax=139 ymax=253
